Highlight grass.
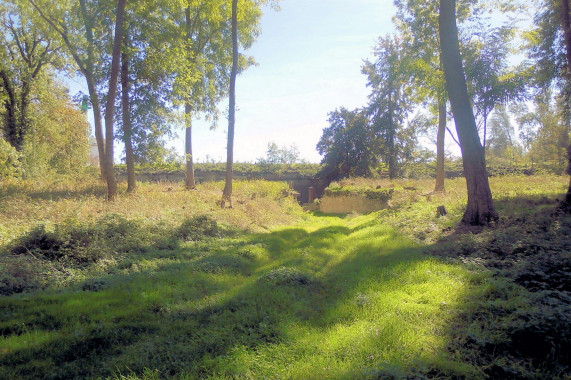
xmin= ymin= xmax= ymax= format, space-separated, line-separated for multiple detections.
xmin=0 ymin=174 xmax=569 ymax=379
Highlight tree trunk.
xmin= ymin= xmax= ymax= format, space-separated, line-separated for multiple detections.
xmin=18 ymin=81 xmax=32 ymax=150
xmin=439 ymin=0 xmax=498 ymax=225
xmin=435 ymin=99 xmax=446 ymax=192
xmin=121 ymin=37 xmax=136 ymax=193
xmin=222 ymin=0 xmax=238 ymax=208
xmin=79 ymin=0 xmax=107 ymax=178
xmin=561 ymin=0 xmax=571 ymax=205
xmin=185 ymin=104 xmax=196 ymax=189
xmin=387 ymin=81 xmax=397 ymax=179
xmin=184 ymin=7 xmax=195 ymax=190
xmin=86 ymin=74 xmax=107 ymax=179
xmin=102 ymin=0 xmax=127 ymax=200
xmin=0 ymin=70 xmax=19 ymax=150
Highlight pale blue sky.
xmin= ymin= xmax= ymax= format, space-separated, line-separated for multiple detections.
xmin=187 ymin=0 xmax=397 ymax=163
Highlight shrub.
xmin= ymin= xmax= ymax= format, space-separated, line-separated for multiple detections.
xmin=178 ymin=215 xmax=220 ymax=241
xmin=0 ymin=139 xmax=22 ymax=178
xmin=9 ymin=224 xmax=102 ymax=264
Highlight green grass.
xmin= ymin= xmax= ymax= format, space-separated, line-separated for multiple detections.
xmin=0 ymin=175 xmax=569 ymax=379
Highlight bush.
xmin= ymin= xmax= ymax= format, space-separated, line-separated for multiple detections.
xmin=0 ymin=138 xmax=22 ymax=178
xmin=9 ymin=224 xmax=102 ymax=264
xmin=178 ymin=215 xmax=220 ymax=241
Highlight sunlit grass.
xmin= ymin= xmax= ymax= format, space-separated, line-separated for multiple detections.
xmin=0 ymin=174 xmax=568 ymax=378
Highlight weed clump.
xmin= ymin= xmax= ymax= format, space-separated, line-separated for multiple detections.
xmin=178 ymin=215 xmax=220 ymax=241
xmin=10 ymin=224 xmax=100 ymax=264
xmin=263 ymin=267 xmax=313 ymax=285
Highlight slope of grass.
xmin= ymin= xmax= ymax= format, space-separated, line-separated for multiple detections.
xmin=0 ymin=175 xmax=569 ymax=379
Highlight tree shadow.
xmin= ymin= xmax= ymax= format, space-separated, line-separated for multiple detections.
xmin=1 ymin=195 xmax=568 ymax=378
xmin=425 ymin=194 xmax=571 ymax=378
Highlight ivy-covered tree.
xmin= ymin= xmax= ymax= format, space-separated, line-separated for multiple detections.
xmin=0 ymin=0 xmax=64 ymax=151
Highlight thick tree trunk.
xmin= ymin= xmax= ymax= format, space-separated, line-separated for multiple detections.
xmin=121 ymin=39 xmax=136 ymax=193
xmin=102 ymin=0 xmax=127 ymax=200
xmin=222 ymin=0 xmax=238 ymax=208
xmin=185 ymin=104 xmax=196 ymax=189
xmin=0 ymin=70 xmax=19 ymax=150
xmin=435 ymin=99 xmax=446 ymax=192
xmin=439 ymin=0 xmax=498 ymax=225
xmin=18 ymin=82 xmax=32 ymax=150
xmin=561 ymin=0 xmax=571 ymax=205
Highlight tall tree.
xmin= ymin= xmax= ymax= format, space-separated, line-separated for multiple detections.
xmin=363 ymin=35 xmax=416 ymax=179
xmin=222 ymin=0 xmax=238 ymax=208
xmin=27 ymin=0 xmax=123 ymax=199
xmin=100 ymin=0 xmax=126 ymax=200
xmin=393 ymin=0 xmax=454 ymax=191
xmin=463 ymin=24 xmax=528 ymax=149
xmin=439 ymin=0 xmax=498 ymax=225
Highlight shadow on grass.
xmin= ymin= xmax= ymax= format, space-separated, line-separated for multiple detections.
xmin=427 ymin=194 xmax=571 ymax=378
xmin=1 ymin=195 xmax=568 ymax=378
xmin=0 ymin=221 xmax=442 ymax=378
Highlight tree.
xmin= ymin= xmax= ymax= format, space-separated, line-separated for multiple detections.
xmin=0 ymin=1 xmax=63 ymax=151
xmin=525 ymin=0 xmax=571 ymax=203
xmin=463 ymin=24 xmax=528 ymax=149
xmin=317 ymin=107 xmax=379 ymax=180
xmin=362 ymin=35 xmax=417 ymax=178
xmin=175 ymin=0 xmax=265 ymax=190
xmin=23 ymin=76 xmax=89 ymax=177
xmin=560 ymin=0 xmax=571 ymax=204
xmin=258 ymin=142 xmax=300 ymax=165
xmin=115 ymin=0 xmax=182 ymax=192
xmin=120 ymin=33 xmax=135 ymax=192
xmin=222 ymin=0 xmax=238 ymax=208
xmin=486 ymin=104 xmax=519 ymax=159
xmin=27 ymin=0 xmax=125 ymax=199
xmin=393 ymin=0 xmax=461 ymax=191
xmin=439 ymin=0 xmax=498 ymax=225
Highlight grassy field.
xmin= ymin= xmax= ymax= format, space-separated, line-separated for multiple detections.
xmin=0 ymin=175 xmax=569 ymax=379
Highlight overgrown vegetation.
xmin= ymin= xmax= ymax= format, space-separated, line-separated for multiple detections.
xmin=0 ymin=175 xmax=569 ymax=379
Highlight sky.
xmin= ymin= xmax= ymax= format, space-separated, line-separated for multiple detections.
xmin=182 ymin=0 xmax=397 ymax=164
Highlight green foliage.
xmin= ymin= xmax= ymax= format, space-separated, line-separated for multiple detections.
xmin=22 ymin=77 xmax=90 ymax=178
xmin=317 ymin=107 xmax=380 ymax=180
xmin=363 ymin=34 xmax=417 ymax=178
xmin=0 ymin=138 xmax=21 ymax=178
